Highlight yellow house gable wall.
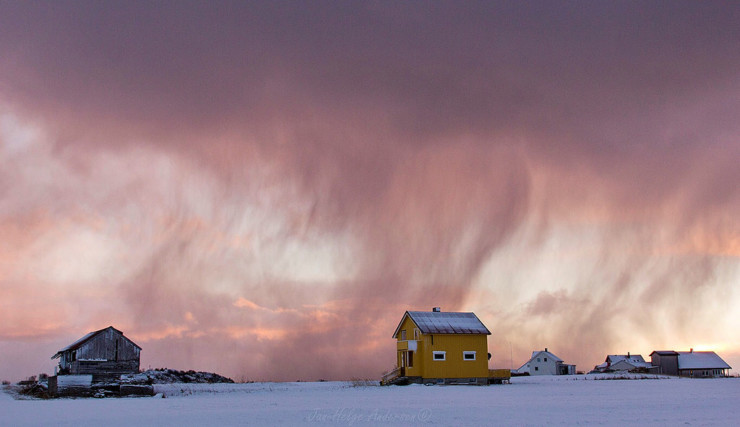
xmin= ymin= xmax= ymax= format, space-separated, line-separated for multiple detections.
xmin=395 ymin=315 xmax=424 ymax=377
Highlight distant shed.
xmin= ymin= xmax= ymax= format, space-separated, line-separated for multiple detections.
xmin=52 ymin=326 xmax=141 ymax=379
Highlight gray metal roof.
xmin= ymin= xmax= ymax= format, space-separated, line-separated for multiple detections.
xmin=402 ymin=311 xmax=491 ymax=335
xmin=606 ymin=354 xmax=647 ymax=364
xmin=677 ymin=351 xmax=731 ymax=370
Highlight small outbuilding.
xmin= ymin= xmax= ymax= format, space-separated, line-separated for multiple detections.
xmin=516 ymin=348 xmax=576 ymax=375
xmin=52 ymin=326 xmax=141 ymax=379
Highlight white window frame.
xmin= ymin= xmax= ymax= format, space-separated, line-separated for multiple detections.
xmin=463 ymin=351 xmax=476 ymax=361
xmin=433 ymin=351 xmax=446 ymax=361
xmin=413 ymin=328 xmax=420 ymax=340
xmin=400 ymin=330 xmax=406 ymax=340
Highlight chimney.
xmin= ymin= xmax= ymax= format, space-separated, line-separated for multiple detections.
xmin=432 ymin=307 xmax=441 ymax=312
xmin=545 ymin=348 xmax=548 ymax=353
xmin=690 ymin=348 xmax=693 ymax=353
xmin=628 ymin=352 xmax=630 ymax=359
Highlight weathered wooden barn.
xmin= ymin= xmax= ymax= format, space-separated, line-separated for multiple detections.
xmin=382 ymin=308 xmax=492 ymax=385
xmin=51 ymin=326 xmax=141 ymax=379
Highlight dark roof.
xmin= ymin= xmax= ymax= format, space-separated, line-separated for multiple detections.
xmin=51 ymin=326 xmax=141 ymax=359
xmin=393 ymin=310 xmax=491 ymax=337
xmin=650 ymin=350 xmax=679 ymax=356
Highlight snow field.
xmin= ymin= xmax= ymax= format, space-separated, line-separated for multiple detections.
xmin=2 ymin=375 xmax=739 ymax=426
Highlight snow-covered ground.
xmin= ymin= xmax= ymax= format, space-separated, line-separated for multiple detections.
xmin=2 ymin=375 xmax=739 ymax=426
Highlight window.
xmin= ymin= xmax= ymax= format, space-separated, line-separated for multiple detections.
xmin=433 ymin=351 xmax=446 ymax=361
xmin=414 ymin=328 xmax=420 ymax=340
xmin=401 ymin=330 xmax=406 ymax=340
xmin=463 ymin=351 xmax=476 ymax=361
xmin=537 ymin=358 xmax=541 ymax=362
xmin=408 ymin=351 xmax=414 ymax=368
xmin=544 ymin=358 xmax=548 ymax=362
xmin=535 ymin=366 xmax=539 ymax=371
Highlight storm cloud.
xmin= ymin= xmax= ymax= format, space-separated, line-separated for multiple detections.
xmin=0 ymin=1 xmax=738 ymax=380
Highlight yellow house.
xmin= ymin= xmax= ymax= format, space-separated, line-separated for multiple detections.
xmin=384 ymin=307 xmax=491 ymax=385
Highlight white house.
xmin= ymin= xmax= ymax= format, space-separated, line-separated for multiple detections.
xmin=516 ymin=349 xmax=576 ymax=375
xmin=594 ymin=353 xmax=654 ymax=373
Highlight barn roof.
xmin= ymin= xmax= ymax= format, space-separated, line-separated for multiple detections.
xmin=392 ymin=310 xmax=491 ymax=337
xmin=51 ymin=326 xmax=141 ymax=359
xmin=677 ymin=351 xmax=731 ymax=370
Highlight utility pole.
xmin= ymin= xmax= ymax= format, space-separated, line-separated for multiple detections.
xmin=509 ymin=340 xmax=513 ymax=370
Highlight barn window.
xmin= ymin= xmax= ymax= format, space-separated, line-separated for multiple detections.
xmin=401 ymin=330 xmax=407 ymax=340
xmin=414 ymin=328 xmax=420 ymax=340
xmin=433 ymin=351 xmax=446 ymax=361
xmin=463 ymin=351 xmax=476 ymax=361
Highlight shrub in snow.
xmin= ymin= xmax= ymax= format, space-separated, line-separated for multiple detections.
xmin=122 ymin=369 xmax=235 ymax=385
xmin=349 ymin=379 xmax=380 ymax=387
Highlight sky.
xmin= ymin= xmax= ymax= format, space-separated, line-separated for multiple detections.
xmin=0 ymin=1 xmax=738 ymax=382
